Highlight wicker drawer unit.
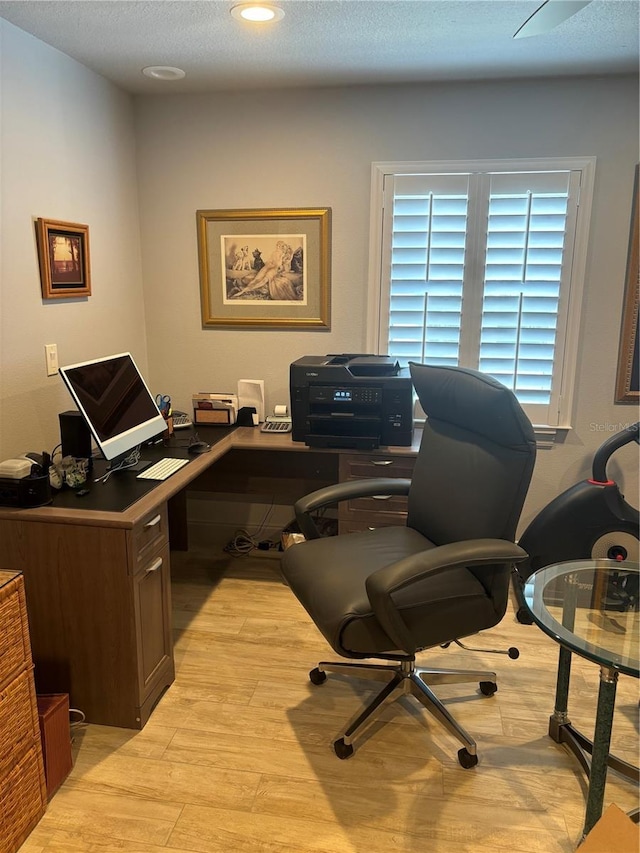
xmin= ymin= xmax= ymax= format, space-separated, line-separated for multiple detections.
xmin=338 ymin=452 xmax=416 ymax=533
xmin=0 ymin=570 xmax=47 ymax=853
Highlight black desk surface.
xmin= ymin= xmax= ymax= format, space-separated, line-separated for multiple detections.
xmin=51 ymin=425 xmax=237 ymax=514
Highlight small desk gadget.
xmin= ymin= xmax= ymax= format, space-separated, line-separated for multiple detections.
xmin=172 ymin=411 xmax=192 ymax=429
xmin=261 ymin=417 xmax=292 ymax=433
xmin=523 ymin=559 xmax=639 ymax=840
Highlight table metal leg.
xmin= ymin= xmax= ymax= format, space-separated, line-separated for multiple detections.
xmin=527 ymin=564 xmax=639 ymax=843
xmin=548 ymin=647 xmax=638 ymax=841
xmin=582 ymin=666 xmax=618 ymax=839
xmin=554 ymin=575 xmax=577 ymax=717
xmin=553 ymin=645 xmax=572 ymax=721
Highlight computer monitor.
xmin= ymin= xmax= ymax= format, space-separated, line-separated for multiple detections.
xmin=58 ymin=352 xmax=166 ymax=462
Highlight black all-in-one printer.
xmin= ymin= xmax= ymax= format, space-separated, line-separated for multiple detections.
xmin=289 ymin=354 xmax=414 ymax=449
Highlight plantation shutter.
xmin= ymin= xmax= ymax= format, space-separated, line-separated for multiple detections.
xmin=479 ymin=171 xmax=579 ymax=425
xmin=386 ymin=173 xmax=470 ymax=366
xmin=380 ymin=166 xmax=583 ymax=427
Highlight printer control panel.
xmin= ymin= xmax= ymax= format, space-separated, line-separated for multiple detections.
xmin=309 ymin=386 xmax=382 ymax=406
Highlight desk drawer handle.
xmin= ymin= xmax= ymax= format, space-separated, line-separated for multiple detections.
xmin=144 ymin=514 xmax=162 ymax=530
xmin=371 ymin=460 xmax=394 ymax=466
xmin=373 ymin=494 xmax=392 ymax=501
xmin=145 ymin=557 xmax=163 ymax=575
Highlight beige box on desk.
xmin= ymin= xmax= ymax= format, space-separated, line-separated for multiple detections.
xmin=192 ymin=393 xmax=237 ymax=426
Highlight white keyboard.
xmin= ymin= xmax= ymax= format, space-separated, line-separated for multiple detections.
xmin=137 ymin=457 xmax=189 ymax=481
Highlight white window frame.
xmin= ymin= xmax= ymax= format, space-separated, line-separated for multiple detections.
xmin=366 ymin=157 xmax=596 ymax=431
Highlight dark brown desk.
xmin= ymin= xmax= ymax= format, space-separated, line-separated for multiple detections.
xmin=0 ymin=428 xmax=419 ymax=729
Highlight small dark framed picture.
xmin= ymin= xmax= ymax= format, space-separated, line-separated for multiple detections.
xmin=36 ymin=218 xmax=91 ymax=299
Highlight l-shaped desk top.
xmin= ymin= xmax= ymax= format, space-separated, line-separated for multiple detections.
xmin=0 ymin=424 xmax=422 ymax=729
xmin=0 ymin=426 xmax=421 ymax=529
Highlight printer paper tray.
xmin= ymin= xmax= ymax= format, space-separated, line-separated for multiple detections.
xmin=305 ymin=434 xmax=380 ymax=450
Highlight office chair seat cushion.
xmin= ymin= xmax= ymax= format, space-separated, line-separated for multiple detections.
xmin=281 ymin=525 xmax=501 ymax=658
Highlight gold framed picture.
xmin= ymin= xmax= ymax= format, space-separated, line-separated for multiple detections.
xmin=196 ymin=207 xmax=331 ymax=329
xmin=36 ymin=218 xmax=91 ymax=300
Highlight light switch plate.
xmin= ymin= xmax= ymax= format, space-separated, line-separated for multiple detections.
xmin=45 ymin=343 xmax=58 ymax=376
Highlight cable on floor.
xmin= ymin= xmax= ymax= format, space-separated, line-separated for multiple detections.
xmin=223 ymin=499 xmax=278 ymax=557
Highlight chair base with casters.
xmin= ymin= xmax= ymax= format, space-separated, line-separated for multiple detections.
xmin=309 ymin=656 xmax=501 ymax=767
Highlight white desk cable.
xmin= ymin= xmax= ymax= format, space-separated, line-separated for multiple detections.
xmin=95 ymin=447 xmax=142 ymax=484
xmin=224 ymin=499 xmax=276 ymax=557
xmin=68 ymin=707 xmax=86 ymax=747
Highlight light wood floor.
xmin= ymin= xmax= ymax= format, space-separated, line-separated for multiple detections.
xmin=20 ymin=544 xmax=639 ymax=853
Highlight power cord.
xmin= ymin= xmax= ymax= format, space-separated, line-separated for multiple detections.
xmin=69 ymin=708 xmax=86 ymax=725
xmin=95 ymin=446 xmax=142 ymax=484
xmin=68 ymin=707 xmax=86 ymax=748
xmin=223 ymin=500 xmax=277 ymax=557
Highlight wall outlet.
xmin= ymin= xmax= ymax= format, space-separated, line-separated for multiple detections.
xmin=45 ymin=343 xmax=58 ymax=376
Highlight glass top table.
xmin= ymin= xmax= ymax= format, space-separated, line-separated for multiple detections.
xmin=523 ymin=559 xmax=639 ymax=842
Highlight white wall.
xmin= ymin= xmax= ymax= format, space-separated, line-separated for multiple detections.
xmin=135 ymin=76 xmax=639 ymax=526
xmin=0 ymin=20 xmax=147 ymax=459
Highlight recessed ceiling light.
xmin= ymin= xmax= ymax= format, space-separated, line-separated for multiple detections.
xmin=231 ymin=4 xmax=285 ymax=23
xmin=142 ymin=66 xmax=186 ymax=81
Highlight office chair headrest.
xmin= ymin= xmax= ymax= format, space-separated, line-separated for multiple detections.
xmin=409 ymin=362 xmax=535 ymax=448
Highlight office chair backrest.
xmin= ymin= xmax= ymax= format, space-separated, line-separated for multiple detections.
xmin=408 ymin=363 xmax=536 ymax=549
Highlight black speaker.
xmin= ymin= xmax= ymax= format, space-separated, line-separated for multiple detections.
xmin=59 ymin=411 xmax=92 ymax=461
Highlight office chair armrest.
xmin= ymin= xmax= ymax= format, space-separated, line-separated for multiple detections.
xmin=365 ymin=539 xmax=529 ymax=654
xmin=294 ymin=478 xmax=411 ymax=539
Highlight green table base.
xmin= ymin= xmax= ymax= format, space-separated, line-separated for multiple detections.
xmin=549 ymin=653 xmax=639 ymax=840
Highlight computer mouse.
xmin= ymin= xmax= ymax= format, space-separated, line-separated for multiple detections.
xmin=188 ymin=441 xmax=211 ymax=455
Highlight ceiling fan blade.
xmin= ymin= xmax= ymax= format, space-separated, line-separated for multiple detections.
xmin=514 ymin=0 xmax=592 ymax=39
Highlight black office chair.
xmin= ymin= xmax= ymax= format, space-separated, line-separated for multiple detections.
xmin=280 ymin=363 xmax=537 ymax=767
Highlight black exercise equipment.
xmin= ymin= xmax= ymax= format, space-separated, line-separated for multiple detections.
xmin=513 ymin=423 xmax=639 ymax=623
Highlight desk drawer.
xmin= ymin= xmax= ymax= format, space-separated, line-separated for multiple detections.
xmin=340 ymin=453 xmax=415 ymax=482
xmin=133 ymin=540 xmax=173 ymax=722
xmin=0 ymin=575 xmax=30 ymax=690
xmin=132 ymin=506 xmax=169 ymax=567
xmin=0 ymin=668 xmax=39 ymax=778
xmin=339 ymin=452 xmax=415 ymax=534
xmin=343 ymin=493 xmax=410 ymax=516
xmin=0 ymin=741 xmax=47 ymax=853
xmin=339 ymin=517 xmax=410 ymax=535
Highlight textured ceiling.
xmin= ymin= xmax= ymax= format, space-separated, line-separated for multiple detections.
xmin=0 ymin=0 xmax=637 ymax=95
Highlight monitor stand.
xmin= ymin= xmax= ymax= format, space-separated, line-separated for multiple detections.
xmin=95 ymin=446 xmax=148 ymax=482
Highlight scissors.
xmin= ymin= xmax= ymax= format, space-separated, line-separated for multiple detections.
xmin=155 ymin=394 xmax=171 ymax=416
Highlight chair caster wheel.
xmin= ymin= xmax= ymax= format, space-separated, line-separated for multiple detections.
xmin=309 ymin=667 xmax=327 ymax=685
xmin=334 ymin=738 xmax=354 ymax=759
xmin=458 ymin=748 xmax=478 ymax=769
xmin=479 ymin=681 xmax=498 ymax=696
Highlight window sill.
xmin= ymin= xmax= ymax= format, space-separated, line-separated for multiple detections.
xmin=413 ymin=419 xmax=570 ymax=448
xmin=532 ymin=426 xmax=571 ymax=448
